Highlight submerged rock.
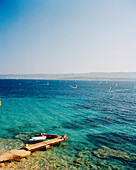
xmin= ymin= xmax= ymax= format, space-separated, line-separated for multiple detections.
xmin=60 ymin=143 xmax=67 ymax=147
xmin=14 ymin=132 xmax=32 ymax=140
xmin=78 ymin=150 xmax=92 ymax=158
xmin=89 ymin=163 xmax=98 ymax=170
xmin=0 ymin=138 xmax=24 ymax=154
xmin=74 ymin=158 xmax=84 ymax=165
xmin=93 ymin=146 xmax=136 ymax=162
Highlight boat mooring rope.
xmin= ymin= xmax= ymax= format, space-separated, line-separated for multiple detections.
xmin=114 ymin=135 xmax=134 ymax=148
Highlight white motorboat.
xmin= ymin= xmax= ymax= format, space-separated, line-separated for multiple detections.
xmin=29 ymin=136 xmax=46 ymax=142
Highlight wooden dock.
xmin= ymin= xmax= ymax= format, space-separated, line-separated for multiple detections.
xmin=27 ymin=137 xmax=65 ymax=151
xmin=0 ymin=134 xmax=68 ymax=163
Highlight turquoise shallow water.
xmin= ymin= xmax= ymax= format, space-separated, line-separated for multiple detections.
xmin=0 ymin=79 xmax=136 ymax=169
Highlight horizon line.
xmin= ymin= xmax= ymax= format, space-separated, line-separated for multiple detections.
xmin=0 ymin=71 xmax=136 ymax=75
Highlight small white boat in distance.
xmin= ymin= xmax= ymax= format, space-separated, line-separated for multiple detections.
xmin=70 ymin=85 xmax=78 ymax=89
xmin=29 ymin=136 xmax=46 ymax=142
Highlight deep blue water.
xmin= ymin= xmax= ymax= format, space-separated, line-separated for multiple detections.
xmin=0 ymin=79 xmax=136 ymax=169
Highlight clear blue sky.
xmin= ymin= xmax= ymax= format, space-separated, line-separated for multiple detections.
xmin=0 ymin=0 xmax=136 ymax=74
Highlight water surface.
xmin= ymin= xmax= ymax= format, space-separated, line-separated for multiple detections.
xmin=0 ymin=80 xmax=136 ymax=169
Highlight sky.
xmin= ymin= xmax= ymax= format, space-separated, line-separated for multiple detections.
xmin=0 ymin=0 xmax=136 ymax=74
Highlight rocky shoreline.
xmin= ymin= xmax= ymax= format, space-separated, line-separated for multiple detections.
xmin=0 ymin=135 xmax=136 ymax=169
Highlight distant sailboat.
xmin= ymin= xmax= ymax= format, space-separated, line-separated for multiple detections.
xmin=109 ymin=87 xmax=112 ymax=92
xmin=70 ymin=85 xmax=78 ymax=89
xmin=116 ymin=84 xmax=118 ymax=87
xmin=47 ymin=83 xmax=49 ymax=86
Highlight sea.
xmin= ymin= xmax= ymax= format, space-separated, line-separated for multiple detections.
xmin=0 ymin=79 xmax=136 ymax=169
